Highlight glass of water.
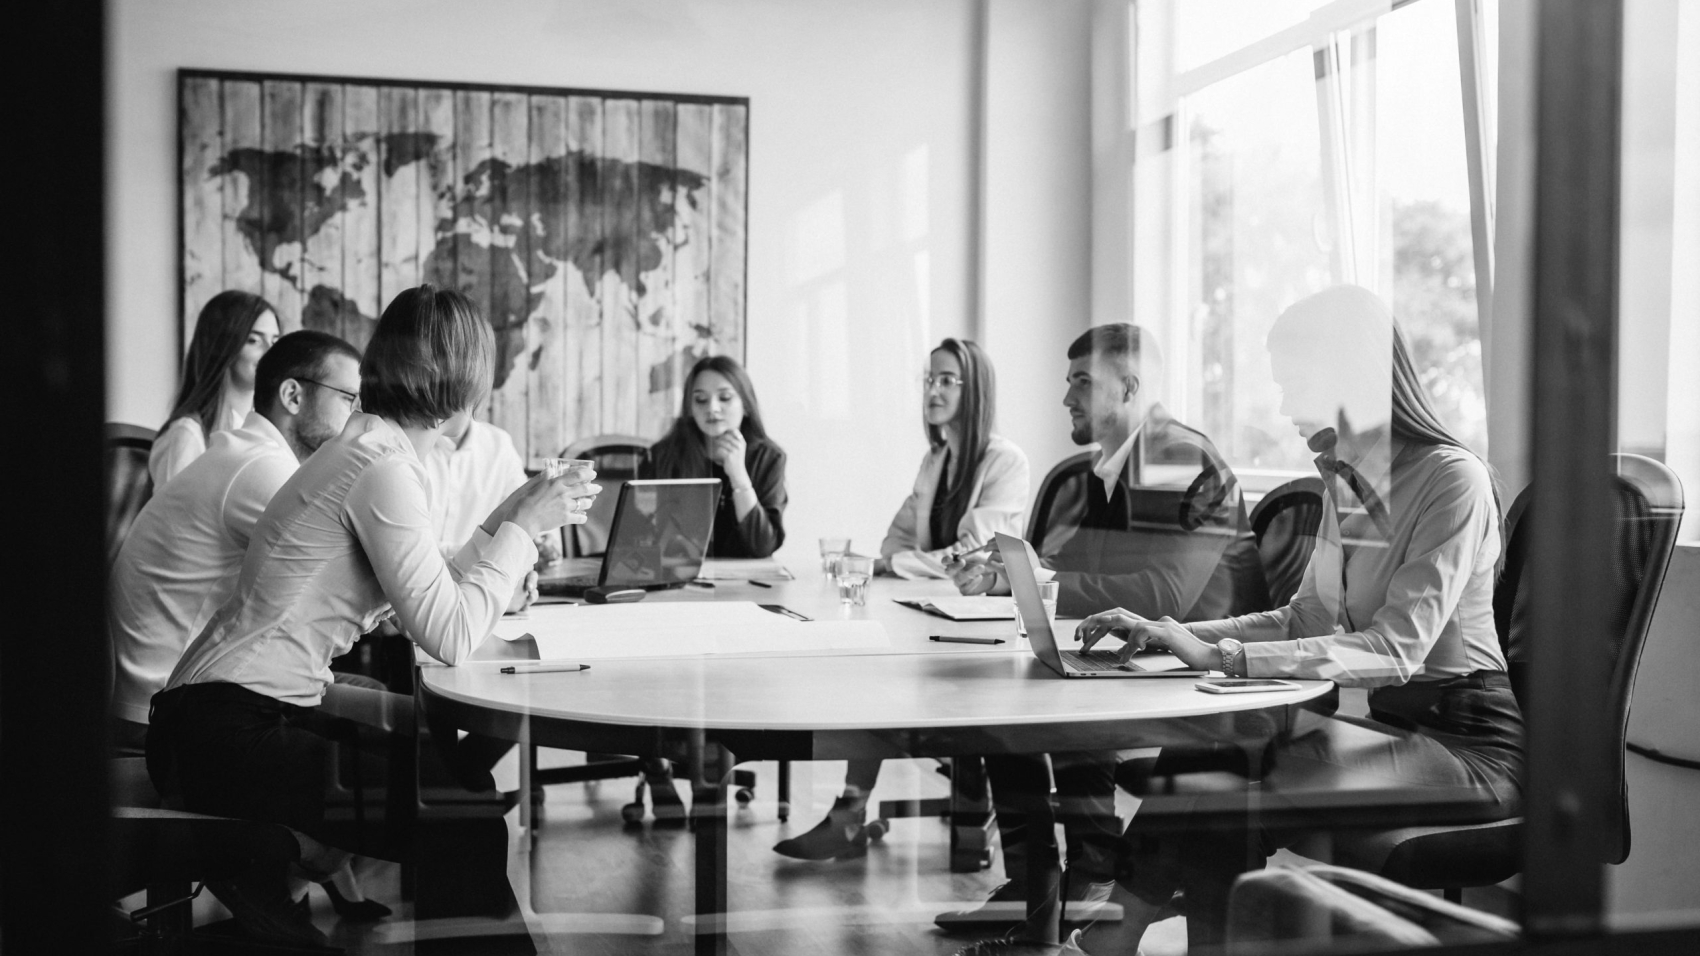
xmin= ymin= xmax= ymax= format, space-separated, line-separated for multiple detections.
xmin=1014 ymin=580 xmax=1060 ymax=644
xmin=836 ymin=554 xmax=874 ymax=606
xmin=543 ymin=458 xmax=595 ymax=480
xmin=819 ymin=537 xmax=851 ymax=576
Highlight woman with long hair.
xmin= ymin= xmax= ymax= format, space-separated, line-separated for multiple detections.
xmin=774 ymin=338 xmax=1030 ymax=861
xmin=148 ymin=285 xmax=596 ymax=947
xmin=641 ymin=354 xmax=787 ymax=558
xmin=1068 ymin=285 xmax=1520 ymax=951
xmin=150 ymin=290 xmax=281 ymax=486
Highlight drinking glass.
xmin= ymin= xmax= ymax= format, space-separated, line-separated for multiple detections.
xmin=543 ymin=458 xmax=595 ymax=480
xmin=1014 ymin=580 xmax=1060 ymax=644
xmin=836 ymin=554 xmax=874 ymax=606
xmin=819 ymin=537 xmax=851 ymax=576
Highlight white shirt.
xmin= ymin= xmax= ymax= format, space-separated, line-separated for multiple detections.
xmin=1091 ymin=425 xmax=1143 ymax=502
xmin=166 ymin=413 xmax=537 ymax=707
xmin=110 ymin=412 xmax=298 ymax=723
xmin=880 ymin=435 xmax=1031 ymax=579
xmin=1194 ymin=443 xmax=1505 ymax=687
xmin=425 ymin=420 xmax=529 ymax=555
xmin=149 ymin=406 xmax=245 ymax=488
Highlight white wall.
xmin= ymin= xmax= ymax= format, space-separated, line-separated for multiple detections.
xmin=109 ymin=0 xmax=1016 ymax=566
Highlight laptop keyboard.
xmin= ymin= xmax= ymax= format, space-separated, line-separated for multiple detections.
xmin=1061 ymin=650 xmax=1134 ymax=672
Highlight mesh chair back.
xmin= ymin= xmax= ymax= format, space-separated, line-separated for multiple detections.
xmin=105 ymin=423 xmax=156 ymax=567
xmin=1024 ymin=451 xmax=1093 ymax=557
xmin=1496 ymin=453 xmax=1684 ymax=865
xmin=561 ymin=434 xmax=652 ymax=557
xmin=1248 ymin=476 xmax=1325 ymax=607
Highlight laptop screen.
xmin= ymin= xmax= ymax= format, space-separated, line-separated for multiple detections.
xmin=600 ymin=479 xmax=720 ymax=589
xmin=995 ymin=532 xmax=1067 ymax=672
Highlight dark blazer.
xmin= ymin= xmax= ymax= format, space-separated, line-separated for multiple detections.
xmin=641 ymin=433 xmax=788 ymax=559
xmin=1041 ymin=407 xmax=1268 ymax=620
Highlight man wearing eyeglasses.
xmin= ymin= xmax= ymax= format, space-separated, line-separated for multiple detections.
xmin=110 ymin=330 xmax=364 ymax=755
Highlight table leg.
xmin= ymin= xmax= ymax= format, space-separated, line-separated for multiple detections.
xmin=689 ymin=736 xmax=733 ymax=956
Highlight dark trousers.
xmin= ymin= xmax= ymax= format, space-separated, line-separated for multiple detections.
xmin=1120 ymin=673 xmax=1525 ymax=946
xmin=985 ymin=750 xmax=1124 ymax=885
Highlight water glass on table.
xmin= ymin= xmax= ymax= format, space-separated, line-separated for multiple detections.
xmin=836 ymin=554 xmax=874 ymax=606
xmin=819 ymin=537 xmax=851 ymax=577
xmin=1014 ymin=580 xmax=1060 ymax=647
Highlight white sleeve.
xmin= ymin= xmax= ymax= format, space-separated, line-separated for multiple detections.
xmin=148 ymin=419 xmax=207 ymax=489
xmin=345 ymin=456 xmax=537 ymax=665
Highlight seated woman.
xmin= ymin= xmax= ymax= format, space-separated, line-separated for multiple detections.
xmin=641 ymin=354 xmax=787 ymax=558
xmin=146 ymin=285 xmax=597 ymax=947
xmin=774 ymin=338 xmax=1029 ymax=861
xmin=1071 ymin=286 xmax=1521 ymax=952
xmin=151 ymin=290 xmax=280 ymax=487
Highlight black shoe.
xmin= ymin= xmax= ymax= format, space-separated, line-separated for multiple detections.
xmin=207 ymin=863 xmax=333 ymax=949
xmin=772 ymin=796 xmax=867 ymax=861
xmin=320 ymin=880 xmax=392 ymax=923
xmin=934 ymin=880 xmax=1030 ymax=934
xmin=647 ymin=771 xmax=689 ymax=828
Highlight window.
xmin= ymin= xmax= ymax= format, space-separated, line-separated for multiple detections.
xmin=1134 ymin=0 xmax=1494 ymax=482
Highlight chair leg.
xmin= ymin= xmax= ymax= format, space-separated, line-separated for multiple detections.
xmin=777 ymin=760 xmax=791 ymax=822
xmin=1444 ymin=887 xmax=1463 ymax=905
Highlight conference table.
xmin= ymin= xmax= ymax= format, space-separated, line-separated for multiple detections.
xmin=418 ymin=562 xmax=1346 ymax=954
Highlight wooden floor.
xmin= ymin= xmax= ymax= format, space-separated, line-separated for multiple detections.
xmin=297 ymin=757 xmax=1191 ymax=956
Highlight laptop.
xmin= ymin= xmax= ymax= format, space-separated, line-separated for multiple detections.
xmin=540 ymin=478 xmax=720 ymax=597
xmin=995 ymin=531 xmax=1207 ymax=679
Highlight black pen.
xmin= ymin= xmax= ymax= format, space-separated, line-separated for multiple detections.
xmin=688 ymin=580 xmax=715 ymax=589
xmin=749 ymin=579 xmax=774 ymax=588
xmin=930 ymin=635 xmax=1005 ymax=645
xmin=500 ymin=663 xmax=590 ymax=674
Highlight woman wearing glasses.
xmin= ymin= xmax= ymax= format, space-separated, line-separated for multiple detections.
xmin=774 ymin=337 xmax=1029 ymax=861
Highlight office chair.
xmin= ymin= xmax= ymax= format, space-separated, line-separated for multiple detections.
xmin=1025 ymin=451 xmax=1094 ymax=556
xmin=1329 ymin=453 xmax=1685 ymax=901
xmin=106 ymin=423 xmax=155 ymax=567
xmin=1247 ymin=476 xmax=1325 ymax=607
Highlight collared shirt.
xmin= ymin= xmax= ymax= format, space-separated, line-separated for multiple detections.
xmin=1198 ymin=443 xmax=1505 ymax=688
xmin=166 ymin=413 xmax=537 ymax=707
xmin=109 ymin=412 xmax=298 ymax=723
xmin=1091 ymin=425 xmax=1143 ymax=502
xmin=149 ymin=405 xmax=246 ymax=488
xmin=424 ymin=420 xmax=529 ymax=555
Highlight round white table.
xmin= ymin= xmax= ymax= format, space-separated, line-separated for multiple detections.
xmin=419 ymin=568 xmax=1334 ymax=955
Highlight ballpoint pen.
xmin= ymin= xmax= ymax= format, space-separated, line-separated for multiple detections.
xmin=500 ymin=663 xmax=591 ymax=674
xmin=930 ymin=635 xmax=1005 ymax=645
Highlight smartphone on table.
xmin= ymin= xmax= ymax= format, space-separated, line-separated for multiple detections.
xmin=1194 ymin=679 xmax=1302 ymax=694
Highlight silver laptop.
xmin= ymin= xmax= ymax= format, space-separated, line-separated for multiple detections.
xmin=540 ymin=478 xmax=720 ymax=596
xmin=995 ymin=531 xmax=1207 ymax=679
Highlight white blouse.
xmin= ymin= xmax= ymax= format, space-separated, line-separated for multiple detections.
xmin=880 ymin=434 xmax=1030 ymax=579
xmin=148 ymin=406 xmax=245 ymax=489
xmin=166 ymin=413 xmax=537 ymax=707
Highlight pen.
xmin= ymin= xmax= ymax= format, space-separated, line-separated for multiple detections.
xmin=500 ymin=663 xmax=591 ymax=674
xmin=749 ymin=579 xmax=774 ymax=588
xmin=688 ymin=579 xmax=715 ymax=589
xmin=930 ymin=635 xmax=1005 ymax=645
xmin=944 ymin=542 xmax=996 ymax=566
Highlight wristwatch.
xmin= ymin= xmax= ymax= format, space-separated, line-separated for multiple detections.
xmin=1217 ymin=638 xmax=1246 ymax=678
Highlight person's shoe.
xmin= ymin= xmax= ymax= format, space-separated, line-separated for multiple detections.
xmin=320 ymin=880 xmax=392 ymax=922
xmin=208 ymin=867 xmax=332 ymax=949
xmin=934 ymin=880 xmax=1030 ymax=933
xmin=647 ymin=771 xmax=689 ymax=827
xmin=771 ymin=796 xmax=869 ymax=860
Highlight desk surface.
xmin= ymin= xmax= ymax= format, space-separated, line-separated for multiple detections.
xmin=421 ymin=563 xmax=1331 ymax=735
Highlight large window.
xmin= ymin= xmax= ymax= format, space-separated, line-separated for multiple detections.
xmin=1135 ymin=0 xmax=1493 ymax=480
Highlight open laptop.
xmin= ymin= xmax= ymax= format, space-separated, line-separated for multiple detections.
xmin=540 ymin=478 xmax=720 ymax=597
xmin=995 ymin=531 xmax=1207 ymax=679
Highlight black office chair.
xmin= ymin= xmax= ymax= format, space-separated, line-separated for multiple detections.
xmin=106 ymin=423 xmax=155 ymax=567
xmin=1025 ymin=451 xmax=1094 ymax=556
xmin=1247 ymin=476 xmax=1325 ymax=607
xmin=1329 ymin=453 xmax=1685 ymax=901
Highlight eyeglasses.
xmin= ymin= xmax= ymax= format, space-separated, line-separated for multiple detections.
xmin=299 ymin=378 xmax=361 ymax=409
xmin=923 ymin=373 xmax=963 ymax=390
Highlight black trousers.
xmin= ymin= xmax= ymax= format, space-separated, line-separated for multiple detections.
xmin=1119 ymin=672 xmax=1525 ymax=946
xmin=985 ymin=750 xmax=1124 ymax=885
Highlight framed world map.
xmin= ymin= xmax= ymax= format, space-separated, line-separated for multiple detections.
xmin=178 ymin=69 xmax=748 ymax=466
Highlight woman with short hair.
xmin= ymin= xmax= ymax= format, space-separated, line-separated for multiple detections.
xmin=642 ymin=354 xmax=788 ymax=558
xmin=774 ymin=338 xmax=1030 ymax=861
xmin=147 ymin=285 xmax=597 ymax=946
xmin=150 ymin=290 xmax=280 ymax=487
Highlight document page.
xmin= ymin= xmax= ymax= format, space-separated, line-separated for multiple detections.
xmin=495 ymin=601 xmax=889 ymax=660
xmin=895 ymin=595 xmax=1018 ymax=621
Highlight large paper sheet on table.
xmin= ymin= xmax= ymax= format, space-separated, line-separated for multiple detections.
xmin=894 ymin=595 xmax=1017 ymax=621
xmin=494 ymin=601 xmax=888 ymax=660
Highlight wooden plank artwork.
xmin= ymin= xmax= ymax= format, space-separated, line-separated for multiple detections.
xmin=179 ymin=71 xmax=748 ymax=463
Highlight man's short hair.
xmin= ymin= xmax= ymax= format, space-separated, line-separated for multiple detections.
xmin=1066 ymin=324 xmax=1163 ymax=378
xmin=359 ymin=285 xmax=494 ymax=427
xmin=254 ymin=330 xmax=363 ymax=416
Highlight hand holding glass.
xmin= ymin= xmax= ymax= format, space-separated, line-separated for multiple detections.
xmin=836 ymin=554 xmax=874 ymax=606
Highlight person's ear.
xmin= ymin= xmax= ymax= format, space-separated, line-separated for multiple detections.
xmin=1123 ymin=374 xmax=1141 ymax=403
xmin=278 ymin=379 xmax=305 ymax=416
